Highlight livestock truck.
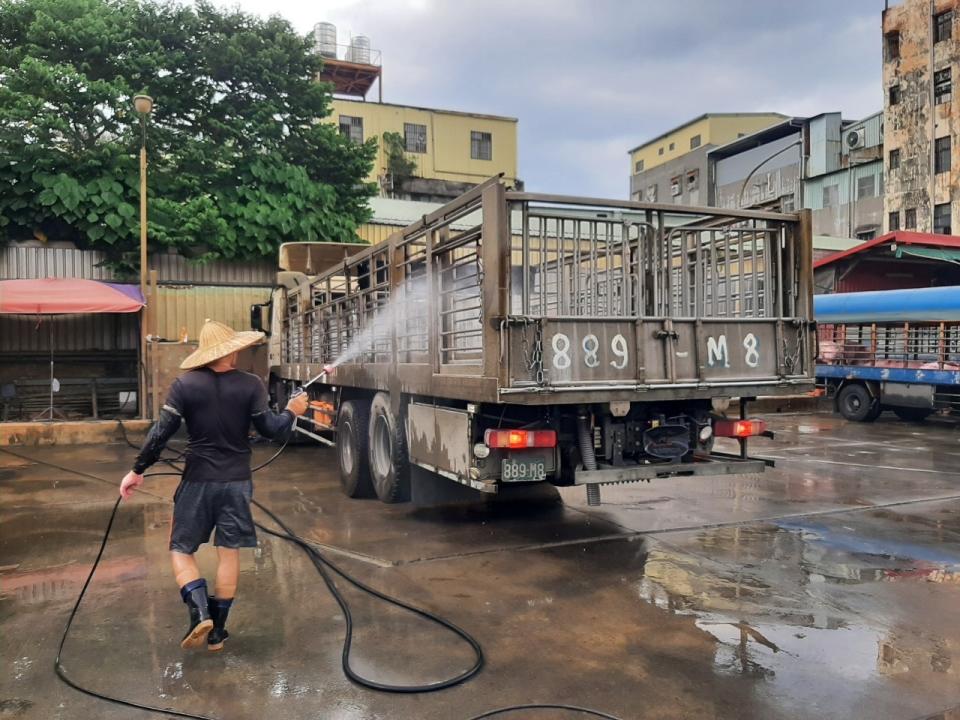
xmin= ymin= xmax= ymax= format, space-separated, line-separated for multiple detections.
xmin=816 ymin=285 xmax=960 ymax=422
xmin=252 ymin=177 xmax=815 ymax=504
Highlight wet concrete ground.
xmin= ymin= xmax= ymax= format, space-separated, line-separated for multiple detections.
xmin=3 ymin=412 xmax=960 ymax=719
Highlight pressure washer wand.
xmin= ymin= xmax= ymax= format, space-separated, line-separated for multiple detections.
xmin=290 ymin=365 xmax=334 ymax=400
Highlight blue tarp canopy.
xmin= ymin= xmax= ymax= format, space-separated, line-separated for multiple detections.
xmin=814 ymin=286 xmax=960 ymax=323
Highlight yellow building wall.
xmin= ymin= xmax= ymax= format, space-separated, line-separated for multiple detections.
xmin=330 ymin=99 xmax=518 ymax=186
xmin=630 ymin=114 xmax=785 ymax=174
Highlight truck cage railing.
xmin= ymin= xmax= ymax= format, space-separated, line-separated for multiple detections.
xmin=279 ymin=177 xmax=814 ymax=403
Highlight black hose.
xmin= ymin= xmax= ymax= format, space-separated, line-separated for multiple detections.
xmin=7 ymin=430 xmax=621 ymax=720
xmin=466 ymin=705 xmax=623 ymax=719
xmin=52 ymin=496 xmax=219 ymax=720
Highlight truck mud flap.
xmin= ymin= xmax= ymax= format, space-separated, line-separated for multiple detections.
xmin=574 ymin=457 xmax=768 ymax=485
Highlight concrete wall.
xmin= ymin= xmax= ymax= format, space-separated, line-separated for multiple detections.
xmin=805 ymin=159 xmax=885 ymax=238
xmin=629 ymin=146 xmax=710 ymax=204
xmin=883 ymin=0 xmax=960 ymax=233
xmin=329 ymin=99 xmax=518 ymax=187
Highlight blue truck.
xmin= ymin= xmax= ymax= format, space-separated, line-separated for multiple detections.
xmin=815 ymin=286 xmax=960 ymax=422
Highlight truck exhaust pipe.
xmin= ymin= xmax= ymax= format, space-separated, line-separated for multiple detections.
xmin=577 ymin=413 xmax=601 ymax=506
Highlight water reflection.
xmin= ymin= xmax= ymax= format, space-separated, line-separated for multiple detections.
xmin=636 ymin=515 xmax=960 ymax=713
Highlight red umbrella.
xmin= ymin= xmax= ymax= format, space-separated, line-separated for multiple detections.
xmin=0 ymin=278 xmax=144 ymax=314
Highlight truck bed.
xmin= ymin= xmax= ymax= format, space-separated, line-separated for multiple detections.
xmin=276 ymin=177 xmax=815 ymax=402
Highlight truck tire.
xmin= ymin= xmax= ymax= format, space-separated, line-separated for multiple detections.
xmin=837 ymin=383 xmax=878 ymax=422
xmin=368 ymin=392 xmax=410 ymax=503
xmin=338 ymin=399 xmax=373 ymax=498
xmin=893 ymin=406 xmax=933 ymax=422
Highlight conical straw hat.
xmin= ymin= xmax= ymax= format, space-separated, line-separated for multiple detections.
xmin=179 ymin=319 xmax=265 ymax=370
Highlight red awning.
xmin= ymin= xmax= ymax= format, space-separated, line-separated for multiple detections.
xmin=0 ymin=279 xmax=145 ymax=314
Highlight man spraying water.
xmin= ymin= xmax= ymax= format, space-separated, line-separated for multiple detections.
xmin=119 ymin=320 xmax=309 ymax=651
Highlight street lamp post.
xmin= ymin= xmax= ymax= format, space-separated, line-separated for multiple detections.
xmin=133 ymin=94 xmax=153 ymax=417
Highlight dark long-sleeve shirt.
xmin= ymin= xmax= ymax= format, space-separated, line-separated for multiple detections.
xmin=133 ymin=368 xmax=294 ymax=481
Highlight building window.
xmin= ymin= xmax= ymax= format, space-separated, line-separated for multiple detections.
xmin=403 ymin=123 xmax=427 ymax=153
xmin=889 ymin=148 xmax=901 ymax=169
xmin=936 ymin=136 xmax=951 ymax=173
xmin=822 ymin=184 xmax=839 ymax=208
xmin=669 ymin=142 xmax=675 ymax=151
xmin=470 ymin=131 xmax=492 ymax=160
xmin=339 ymin=115 xmax=363 ymax=143
xmin=635 ymin=159 xmax=644 ymax=173
xmin=670 ymin=176 xmax=682 ymax=197
xmin=658 ymin=147 xmax=664 ymax=156
xmin=888 ymin=84 xmax=901 ymax=106
xmin=885 ymin=31 xmax=900 ymax=61
xmin=645 ymin=184 xmax=657 ymax=202
xmin=690 ymin=134 xmax=701 ymax=150
xmin=889 ymin=210 xmax=900 ymax=231
xmin=935 ymin=202 xmax=952 ymax=234
xmin=905 ymin=207 xmax=917 ymax=229
xmin=935 ymin=10 xmax=953 ymax=43
xmin=687 ymin=170 xmax=699 ymax=191
xmin=856 ymin=175 xmax=876 ymax=199
xmin=935 ymin=68 xmax=952 ymax=104
xmin=856 ymin=230 xmax=877 ymax=241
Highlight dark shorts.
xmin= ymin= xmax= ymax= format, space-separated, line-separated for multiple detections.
xmin=169 ymin=479 xmax=257 ymax=554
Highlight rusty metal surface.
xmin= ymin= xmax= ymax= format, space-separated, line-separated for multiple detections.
xmin=406 ymin=403 xmax=472 ymax=482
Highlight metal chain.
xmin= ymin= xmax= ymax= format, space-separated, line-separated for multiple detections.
xmin=532 ymin=320 xmax=545 ymax=385
xmin=783 ymin=324 xmax=804 ymax=374
xmin=476 ymin=256 xmax=484 ymax=326
xmin=519 ymin=319 xmax=546 ymax=385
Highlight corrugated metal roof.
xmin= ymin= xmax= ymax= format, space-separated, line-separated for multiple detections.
xmin=150 ymin=253 xmax=275 ymax=286
xmin=0 ymin=245 xmax=116 ymax=281
xmin=152 ymin=285 xmax=272 ymax=340
xmin=0 ymin=245 xmax=276 ymax=286
xmin=814 ymin=231 xmax=960 ymax=268
xmin=0 ymin=313 xmax=138 ymax=353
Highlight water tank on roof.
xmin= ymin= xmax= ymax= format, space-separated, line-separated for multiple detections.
xmin=314 ymin=22 xmax=337 ymax=58
xmin=347 ymin=35 xmax=371 ymax=64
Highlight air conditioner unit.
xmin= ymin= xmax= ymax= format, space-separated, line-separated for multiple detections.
xmin=846 ymin=128 xmax=865 ymax=150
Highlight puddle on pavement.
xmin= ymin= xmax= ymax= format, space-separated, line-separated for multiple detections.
xmin=634 ymin=517 xmax=960 ymax=715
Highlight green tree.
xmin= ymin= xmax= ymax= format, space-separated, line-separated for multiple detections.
xmin=382 ymin=131 xmax=417 ymax=192
xmin=0 ymin=0 xmax=377 ymax=272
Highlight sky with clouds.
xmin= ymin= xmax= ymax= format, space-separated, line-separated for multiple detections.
xmin=214 ymin=0 xmax=885 ymax=199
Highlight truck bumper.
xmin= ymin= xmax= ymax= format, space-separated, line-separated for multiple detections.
xmin=574 ymin=456 xmax=768 ymax=485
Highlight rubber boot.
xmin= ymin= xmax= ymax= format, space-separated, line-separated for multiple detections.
xmin=179 ymin=578 xmax=214 ymax=650
xmin=207 ymin=597 xmax=233 ymax=652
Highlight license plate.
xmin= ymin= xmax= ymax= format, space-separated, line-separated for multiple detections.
xmin=501 ymin=457 xmax=546 ymax=482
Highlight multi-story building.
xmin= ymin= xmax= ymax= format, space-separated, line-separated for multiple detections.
xmin=630 ymin=111 xmax=885 ymax=243
xmin=329 ymin=99 xmax=519 ymax=200
xmin=883 ymin=0 xmax=958 ymax=234
xmin=313 ymin=22 xmax=519 ymax=202
xmin=627 ymin=113 xmax=787 ymax=204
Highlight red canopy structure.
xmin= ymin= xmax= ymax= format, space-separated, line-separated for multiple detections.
xmin=0 ymin=278 xmax=144 ymax=314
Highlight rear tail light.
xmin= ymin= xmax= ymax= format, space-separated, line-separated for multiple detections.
xmin=484 ymin=429 xmax=557 ymax=449
xmin=713 ymin=419 xmax=767 ymax=438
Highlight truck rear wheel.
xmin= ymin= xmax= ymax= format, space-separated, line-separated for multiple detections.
xmin=338 ymin=399 xmax=373 ymax=498
xmin=368 ymin=392 xmax=410 ymax=503
xmin=837 ymin=383 xmax=879 ymax=422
